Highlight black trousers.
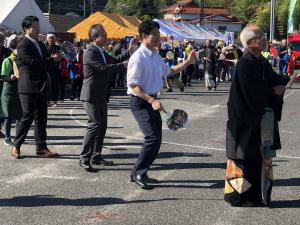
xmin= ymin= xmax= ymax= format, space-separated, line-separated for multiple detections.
xmin=130 ymin=96 xmax=162 ymax=177
xmin=59 ymin=75 xmax=67 ymax=101
xmin=182 ymin=64 xmax=193 ymax=85
xmin=71 ymin=77 xmax=83 ymax=99
xmin=47 ymin=71 xmax=60 ymax=101
xmin=14 ymin=92 xmax=48 ymax=150
xmin=80 ymin=101 xmax=107 ymax=162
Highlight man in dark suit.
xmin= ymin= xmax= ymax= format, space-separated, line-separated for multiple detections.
xmin=11 ymin=16 xmax=62 ymax=159
xmin=79 ymin=24 xmax=138 ymax=171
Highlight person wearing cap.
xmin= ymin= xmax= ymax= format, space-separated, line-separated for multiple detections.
xmin=46 ymin=33 xmax=61 ymax=107
xmin=182 ymin=42 xmax=194 ymax=86
xmin=127 ymin=20 xmax=196 ymax=189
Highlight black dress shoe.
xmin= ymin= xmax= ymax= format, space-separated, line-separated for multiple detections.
xmin=130 ymin=174 xmax=159 ymax=183
xmin=133 ymin=175 xmax=152 ymax=189
xmin=79 ymin=160 xmax=95 ymax=172
xmin=91 ymin=158 xmax=114 ymax=166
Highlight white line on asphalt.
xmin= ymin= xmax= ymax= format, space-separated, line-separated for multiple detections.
xmin=284 ymin=90 xmax=296 ymax=99
xmin=70 ymin=107 xmax=300 ymax=160
xmin=280 ymin=130 xmax=296 ymax=134
xmin=212 ymin=104 xmax=227 ymax=108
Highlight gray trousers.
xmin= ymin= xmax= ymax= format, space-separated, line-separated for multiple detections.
xmin=80 ymin=101 xmax=107 ymax=162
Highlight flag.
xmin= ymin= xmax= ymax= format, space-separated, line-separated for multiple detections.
xmin=288 ymin=0 xmax=298 ymax=33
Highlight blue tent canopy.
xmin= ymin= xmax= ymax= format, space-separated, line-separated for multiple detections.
xmin=153 ymin=19 xmax=225 ymax=41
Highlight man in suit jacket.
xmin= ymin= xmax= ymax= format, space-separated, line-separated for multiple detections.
xmin=11 ymin=16 xmax=62 ymax=159
xmin=79 ymin=24 xmax=138 ymax=171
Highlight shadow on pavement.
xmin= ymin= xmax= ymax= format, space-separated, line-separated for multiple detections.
xmin=0 ymin=195 xmax=179 ymax=207
xmin=274 ymin=178 xmax=300 ymax=187
xmin=102 ymin=151 xmax=211 ymax=160
xmin=152 ymin=179 xmax=224 ymax=189
xmin=270 ymin=199 xmax=300 ymax=208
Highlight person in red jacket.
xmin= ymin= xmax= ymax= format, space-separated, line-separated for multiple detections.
xmin=285 ymin=46 xmax=296 ymax=88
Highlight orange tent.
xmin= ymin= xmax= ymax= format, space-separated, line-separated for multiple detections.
xmin=68 ymin=12 xmax=139 ymax=39
xmin=120 ymin=15 xmax=141 ymax=27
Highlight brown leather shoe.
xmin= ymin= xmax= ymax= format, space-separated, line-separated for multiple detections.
xmin=36 ymin=149 xmax=59 ymax=157
xmin=11 ymin=147 xmax=21 ymax=159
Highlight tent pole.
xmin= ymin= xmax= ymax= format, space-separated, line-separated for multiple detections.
xmin=48 ymin=0 xmax=51 ymax=14
xmin=83 ymin=0 xmax=86 ymax=18
xmin=199 ymin=0 xmax=204 ymax=25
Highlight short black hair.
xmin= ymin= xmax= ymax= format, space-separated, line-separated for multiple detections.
xmin=138 ymin=20 xmax=160 ymax=37
xmin=21 ymin=16 xmax=39 ymax=32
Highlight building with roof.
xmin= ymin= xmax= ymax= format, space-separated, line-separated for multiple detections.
xmin=162 ymin=0 xmax=243 ymax=34
xmin=190 ymin=15 xmax=244 ymax=35
xmin=44 ymin=13 xmax=84 ymax=33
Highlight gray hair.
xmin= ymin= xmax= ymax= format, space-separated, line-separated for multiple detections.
xmin=88 ymin=24 xmax=104 ymax=41
xmin=239 ymin=25 xmax=261 ymax=49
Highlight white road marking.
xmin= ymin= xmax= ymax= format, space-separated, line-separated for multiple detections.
xmin=284 ymin=90 xmax=296 ymax=99
xmin=281 ymin=130 xmax=296 ymax=134
xmin=212 ymin=104 xmax=227 ymax=108
xmin=70 ymin=107 xmax=300 ymax=160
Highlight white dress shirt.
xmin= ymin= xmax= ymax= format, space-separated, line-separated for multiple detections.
xmin=25 ymin=35 xmax=43 ymax=58
xmin=127 ymin=44 xmax=170 ymax=95
xmin=93 ymin=43 xmax=107 ymax=64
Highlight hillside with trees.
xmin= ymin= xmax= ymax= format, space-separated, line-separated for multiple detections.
xmin=35 ymin=0 xmax=296 ymax=39
xmin=35 ymin=0 xmax=107 ymax=17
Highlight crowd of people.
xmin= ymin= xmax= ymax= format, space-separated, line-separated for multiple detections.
xmin=0 ymin=16 xmax=298 ymax=208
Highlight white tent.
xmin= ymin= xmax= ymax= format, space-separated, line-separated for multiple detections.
xmin=0 ymin=0 xmax=55 ymax=33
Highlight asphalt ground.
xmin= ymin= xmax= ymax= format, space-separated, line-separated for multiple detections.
xmin=0 ymin=80 xmax=299 ymax=225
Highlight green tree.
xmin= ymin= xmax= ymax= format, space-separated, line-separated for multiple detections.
xmin=251 ymin=2 xmax=270 ymax=35
xmin=276 ymin=0 xmax=289 ymax=38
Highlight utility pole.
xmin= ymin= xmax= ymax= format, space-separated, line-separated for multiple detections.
xmin=90 ymin=0 xmax=93 ymax=14
xmin=210 ymin=1 xmax=213 ymax=27
xmin=199 ymin=0 xmax=205 ymax=25
xmin=83 ymin=0 xmax=86 ymax=18
xmin=48 ymin=0 xmax=51 ymax=14
xmin=269 ymin=0 xmax=276 ymax=42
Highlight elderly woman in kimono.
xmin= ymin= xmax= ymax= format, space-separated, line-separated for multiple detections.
xmin=224 ymin=25 xmax=289 ymax=207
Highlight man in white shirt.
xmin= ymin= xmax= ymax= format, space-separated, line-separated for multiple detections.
xmin=127 ymin=20 xmax=196 ymax=189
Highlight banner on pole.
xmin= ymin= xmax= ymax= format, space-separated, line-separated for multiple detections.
xmin=225 ymin=32 xmax=234 ymax=45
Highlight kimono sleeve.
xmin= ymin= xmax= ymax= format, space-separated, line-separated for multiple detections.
xmin=237 ymin=59 xmax=274 ymax=118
